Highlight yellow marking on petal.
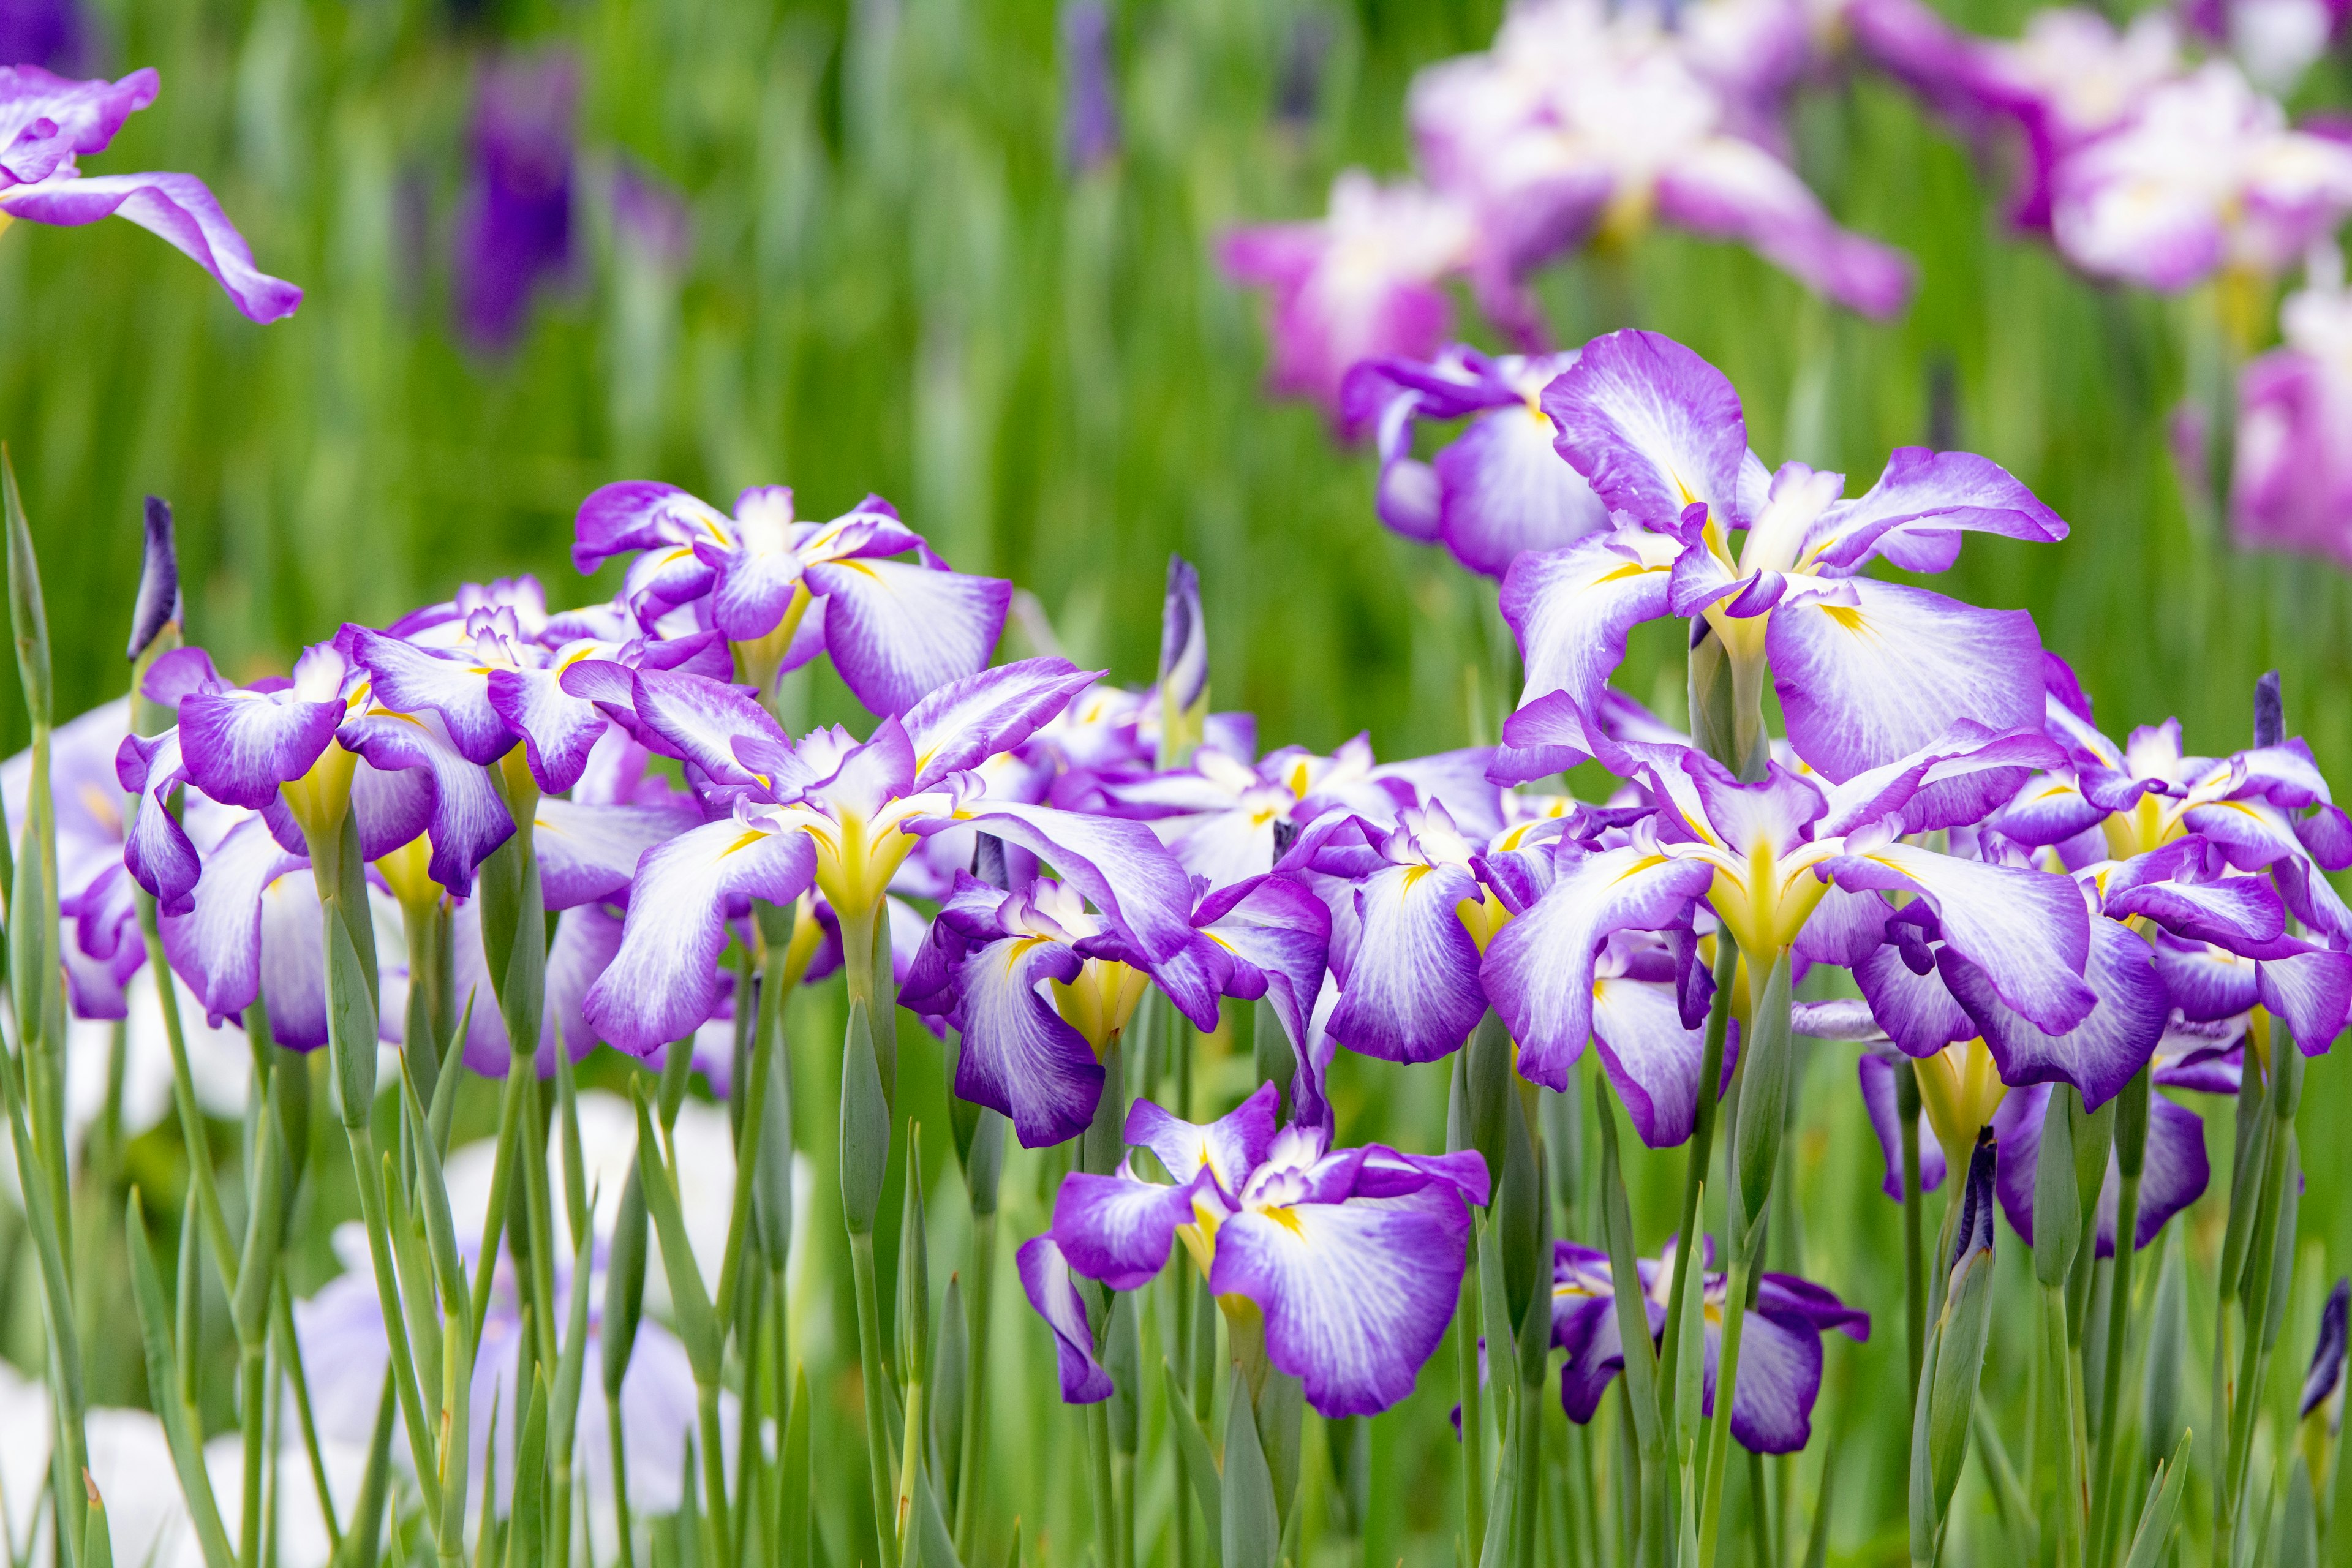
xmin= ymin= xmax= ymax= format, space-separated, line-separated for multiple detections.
xmin=1593 ymin=562 xmax=1663 ymax=586
xmin=718 ymin=829 xmax=771 ymax=858
xmin=1261 ymin=1206 xmax=1306 ymax=1238
xmin=1818 ymin=603 xmax=1868 ymax=633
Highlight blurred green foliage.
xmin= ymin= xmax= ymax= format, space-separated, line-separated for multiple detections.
xmin=9 ymin=0 xmax=2352 ymax=1563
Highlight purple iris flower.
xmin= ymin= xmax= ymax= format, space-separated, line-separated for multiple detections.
xmin=1020 ymin=1083 xmax=1488 ymax=1417
xmin=1406 ymin=0 xmax=1910 ymax=346
xmin=1217 ymin=171 xmax=1474 ymax=420
xmin=1060 ymin=1 xmax=1119 ymax=173
xmin=0 ymin=65 xmax=300 ymax=321
xmin=1990 ymin=1081 xmax=2212 ymax=1259
xmin=574 ymin=658 xmax=1106 ymax=1054
xmin=4 ymin=699 xmax=147 ymax=1019
xmin=2302 ymin=1277 xmax=2349 ymax=1421
xmin=2186 ymin=0 xmax=2349 ymax=94
xmin=2050 ymin=62 xmax=2352 ymax=289
xmin=1338 ymin=345 xmax=1609 ymax=579
xmin=0 ymin=0 xmax=90 ymax=78
xmin=1100 ymin=733 xmax=1502 ymax=891
xmin=571 ymin=482 xmax=1013 ymax=717
xmin=2232 ymin=270 xmax=2352 ymax=563
xmin=1550 ymin=1236 xmax=1868 ymax=1453
xmin=1480 ymin=723 xmax=2092 ymax=1091
xmin=1493 ymin=330 xmax=2069 ymax=787
xmin=454 ymin=51 xmax=578 ymax=353
xmin=1849 ymin=2 xmax=2180 ymax=232
xmin=903 ymin=869 xmax=1328 ymax=1148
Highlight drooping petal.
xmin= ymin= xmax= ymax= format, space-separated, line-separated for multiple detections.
xmin=1591 ymin=974 xmax=1710 ymax=1149
xmin=918 ymin=802 xmax=1199 ymax=965
xmin=1943 ymin=914 xmax=2165 ymax=1109
xmin=1327 ymin=859 xmax=1487 ymax=1064
xmin=255 ymin=867 xmax=330 ymax=1049
xmin=118 ymin=730 xmax=200 ymax=914
xmin=1434 ymin=402 xmax=1611 ymax=579
xmin=1497 ymin=526 xmax=1681 ymax=775
xmin=628 ymin=669 xmax=783 ymax=788
xmin=581 ymin=819 xmax=816 ymax=1055
xmin=2126 ymin=1094 xmax=2211 ymax=1253
xmin=1539 ymin=330 xmax=1747 ymax=529
xmin=176 ymin=690 xmax=343 ymax=810
xmin=2258 ymin=946 xmax=2352 ymax=1054
xmin=801 ymin=557 xmax=1013 ymax=717
xmin=1853 ymin=944 xmax=1976 ymax=1057
xmin=1482 ymin=843 xmax=1717 ymax=1090
xmin=158 ymin=812 xmax=304 ymax=1027
xmin=2151 ymin=932 xmax=2261 ymax=1021
xmin=1050 ymin=1164 xmax=1202 ymax=1291
xmin=571 ymin=481 xmax=729 ymax=574
xmin=1210 ymin=1182 xmax=1473 ymax=1418
xmin=345 ymin=628 xmax=513 ymax=766
xmin=1193 ymin=875 xmax=1332 ymax=1060
xmin=1857 ymin=1052 xmax=1948 ymax=1200
xmin=338 ymin=712 xmax=515 ymax=892
xmin=1805 ymin=447 xmax=2068 ymax=575
xmin=1822 ymin=843 xmax=2095 ymax=1038
xmin=1015 ymin=1236 xmax=1114 ymax=1404
xmin=0 ymin=169 xmax=302 ymax=323
xmin=949 ymin=932 xmax=1102 ymax=1150
xmin=1717 ymin=1308 xmax=1828 ymax=1454
xmin=1766 ymin=579 xmax=2046 ymax=782
xmin=485 ymin=663 xmax=609 ymax=794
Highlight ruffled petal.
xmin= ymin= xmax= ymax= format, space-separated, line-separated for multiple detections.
xmin=949 ymin=932 xmax=1101 ymax=1149
xmin=1123 ymin=1083 xmax=1281 ymax=1200
xmin=1539 ymin=329 xmax=1747 ymax=529
xmin=158 ymin=812 xmax=304 ymax=1027
xmin=1209 ymin=1183 xmax=1473 ymax=1418
xmin=801 ymin=557 xmax=1013 ymax=717
xmin=345 ymin=628 xmax=513 ymax=766
xmin=485 ymin=663 xmax=609 ymax=794
xmin=1015 ymin=1236 xmax=1114 ymax=1405
xmin=920 ymin=802 xmax=1199 ymax=965
xmin=1499 ymin=527 xmax=1680 ymax=770
xmin=2258 ymin=946 xmax=2352 ymax=1054
xmin=1327 ymin=860 xmax=1487 ymax=1063
xmin=1805 ymin=447 xmax=2068 ymax=575
xmin=338 ymin=712 xmax=514 ymax=892
xmin=0 ymin=168 xmax=301 ymax=323
xmin=1050 ymin=1164 xmax=1202 ymax=1291
xmin=902 ymin=657 xmax=1099 ymax=791
xmin=1941 ymin=913 xmax=2165 ymax=1109
xmin=176 ymin=690 xmax=342 ymax=810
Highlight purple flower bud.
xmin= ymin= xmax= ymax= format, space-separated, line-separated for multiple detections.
xmin=454 ymin=51 xmax=578 ymax=353
xmin=2301 ymin=1276 xmax=2348 ymax=1419
xmin=1060 ymin=1 xmax=1118 ymax=173
xmin=127 ymin=493 xmax=178 ymax=661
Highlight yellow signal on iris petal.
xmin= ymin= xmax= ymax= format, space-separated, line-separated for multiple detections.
xmin=1260 ymin=1205 xmax=1306 ymax=1238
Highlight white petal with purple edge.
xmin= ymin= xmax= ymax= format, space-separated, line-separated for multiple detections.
xmin=1857 ymin=1053 xmax=1947 ymax=1200
xmin=532 ymin=797 xmax=698 ymax=912
xmin=951 ymin=933 xmax=1101 ymax=1150
xmin=926 ymin=803 xmax=1199 ymax=965
xmin=902 ymin=658 xmax=1099 ymax=790
xmin=0 ymin=169 xmax=301 ymax=323
xmin=1592 ymin=974 xmax=1709 ymax=1148
xmin=1501 ymin=527 xmax=1680 ymax=739
xmin=1539 ymin=330 xmax=1747 ymax=527
xmin=1124 ymin=1084 xmax=1280 ymax=1199
xmin=801 ymin=557 xmax=1012 ymax=717
xmin=159 ymin=813 xmax=303 ymax=1025
xmin=177 ymin=691 xmax=342 ymax=810
xmin=1434 ymin=402 xmax=1610 ymax=578
xmin=486 ymin=664 xmax=609 ymax=794
xmin=1328 ymin=860 xmax=1487 ymax=1064
xmin=347 ymin=629 xmax=513 ymax=766
xmin=1015 ymin=1236 xmax=1114 ymax=1405
xmin=1942 ymin=914 xmax=2164 ymax=1109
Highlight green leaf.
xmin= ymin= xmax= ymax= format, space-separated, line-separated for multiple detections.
xmin=1731 ymin=951 xmax=1793 ymax=1232
xmin=2031 ymin=1088 xmax=2082 ymax=1289
xmin=782 ymin=1364 xmax=813 ymax=1568
xmin=899 ymin=1126 xmax=930 ymax=1388
xmin=504 ymin=1372 xmax=549 ymax=1568
xmin=1221 ymin=1365 xmax=1281 ymax=1568
xmin=78 ymin=1489 xmax=109 ymax=1568
xmin=602 ymin=1155 xmax=649 ymax=1402
xmin=125 ymin=1192 xmax=235 ymax=1568
xmin=1106 ymin=1289 xmax=1141 ymax=1459
xmin=2120 ymin=1431 xmax=2193 ymax=1568
xmin=554 ymin=1042 xmax=589 ymax=1251
xmin=932 ymin=1274 xmax=967 ymax=1504
xmin=325 ymin=906 xmax=379 ymax=1129
xmin=8 ymin=818 xmax=47 ymax=1062
xmin=2140 ymin=1235 xmax=2188 ymax=1467
xmin=1673 ymin=1189 xmax=1708 ymax=1445
xmin=2 ymin=447 xmax=52 ymax=729
xmin=1162 ymin=1361 xmax=1223 ymax=1564
xmin=633 ymin=1093 xmax=723 ymax=1385
xmin=397 ymin=1054 xmax=467 ymax=1308
xmin=909 ymin=1468 xmax=965 ymax=1568
xmin=550 ymin=1190 xmax=597 ymax=1469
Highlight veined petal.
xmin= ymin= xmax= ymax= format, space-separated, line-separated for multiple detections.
xmin=903 ymin=658 xmax=1100 ymax=791
xmin=177 ymin=690 xmax=342 ymax=810
xmin=1998 ymin=772 xmax=2111 ymax=848
xmin=1815 ymin=722 xmax=2066 ymax=838
xmin=1327 ymin=859 xmax=1487 ymax=1063
xmin=1822 ymin=842 xmax=2095 ymax=1036
xmin=485 ymin=663 xmax=609 ymax=794
xmin=345 ymin=628 xmax=513 ymax=766
xmin=571 ymin=481 xmax=729 ymax=575
xmin=255 ymin=865 xmax=331 ymax=1049
xmin=949 ymin=932 xmax=1101 ymax=1150
xmin=119 ymin=730 xmax=200 ymax=914
xmin=1539 ymin=330 xmax=1747 ymax=529
xmin=1210 ymin=1183 xmax=1473 ymax=1418
xmin=801 ymin=557 xmax=1013 ymax=717
xmin=1015 ymin=1237 xmax=1114 ymax=1405
xmin=1124 ymin=1083 xmax=1281 ymax=1201
xmin=2258 ymin=946 xmax=2352 ymax=1054
xmin=1591 ymin=973 xmax=1709 ymax=1148
xmin=1050 ymin=1164 xmax=1202 ymax=1291
xmin=1805 ymin=447 xmax=2067 ymax=574
xmin=158 ymin=813 xmax=304 ymax=1027
xmin=2150 ymin=933 xmax=2261 ymax=1022
xmin=339 ymin=711 xmax=514 ymax=892
xmin=2128 ymin=1095 xmax=2211 ymax=1252
xmin=581 ymin=819 xmax=816 ymax=1055
xmin=1482 ymin=843 xmax=1716 ymax=1090
xmin=630 ymin=669 xmax=783 ymax=787
xmin=1501 ymin=526 xmax=1679 ymax=753
xmin=1942 ymin=913 xmax=2165 ymax=1109
xmin=1853 ymin=945 xmax=1976 ymax=1057
xmin=921 ymin=803 xmax=1199 ymax=965
xmin=532 ymin=797 xmax=697 ymax=912
xmin=1193 ymin=875 xmax=1332 ymax=1060
xmin=1719 ymin=1309 xmax=1828 ymax=1454
xmin=1767 ymin=579 xmax=2046 ymax=782
xmin=1434 ymin=402 xmax=1610 ymax=578
xmin=0 ymin=170 xmax=301 ymax=323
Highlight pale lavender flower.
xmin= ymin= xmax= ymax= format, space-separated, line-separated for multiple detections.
xmin=2233 ymin=262 xmax=2352 ymax=561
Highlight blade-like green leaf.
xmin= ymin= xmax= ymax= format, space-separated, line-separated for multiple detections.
xmin=125 ymin=1191 xmax=235 ymax=1568
xmin=1163 ymin=1360 xmax=1223 ymax=1565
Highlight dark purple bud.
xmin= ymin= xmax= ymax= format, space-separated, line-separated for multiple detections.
xmin=127 ymin=494 xmax=179 ymax=661
xmin=971 ymin=831 xmax=1010 ymax=891
xmin=2302 ymin=1276 xmax=2349 ymax=1419
xmin=1060 ymin=0 xmax=1118 ymax=173
xmin=0 ymin=0 xmax=91 ymax=75
xmin=2255 ymin=670 xmax=2283 ymax=750
xmin=611 ymin=158 xmax=692 ymax=274
xmin=454 ymin=51 xmax=579 ymax=353
xmin=1158 ymin=555 xmax=1206 ymax=712
xmin=1950 ymin=1129 xmax=1997 ymax=1276
xmin=1275 ymin=12 xmax=1330 ymax=126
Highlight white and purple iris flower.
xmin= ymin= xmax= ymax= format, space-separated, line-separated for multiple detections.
xmin=1339 ymin=345 xmax=1610 ymax=578
xmin=1494 ymin=330 xmax=2070 ymax=788
xmin=571 ymin=482 xmax=1014 ymax=716
xmin=1018 ymin=1084 xmax=1489 ymax=1418
xmin=2233 ymin=259 xmax=2352 ymax=565
xmin=902 ymin=869 xmax=1328 ymax=1148
xmin=1550 ymin=1236 xmax=1869 ymax=1453
xmin=0 ymin=65 xmax=300 ymax=321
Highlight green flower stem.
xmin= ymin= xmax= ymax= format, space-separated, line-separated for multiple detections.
xmin=1696 ymin=1251 xmax=1755 ymax=1567
xmin=2040 ymin=1283 xmax=2087 ymax=1566
xmin=1896 ymin=1061 xmax=1925 ymax=1417
xmin=1659 ymin=934 xmax=1742 ymax=1439
xmin=139 ymin=897 xmax=238 ymax=1287
xmin=0 ymin=1041 xmax=86 ymax=1564
xmin=606 ymin=1378 xmax=638 ymax=1568
xmin=237 ymin=1340 xmax=266 ymax=1568
xmin=342 ymin=1121 xmax=442 ymax=1522
xmin=2088 ymin=1066 xmax=2150 ymax=1566
xmin=712 ymin=952 xmax=780 ymax=1335
xmin=270 ymin=1287 xmax=341 ymax=1556
xmin=1597 ymin=1086 xmax=1668 ymax=1567
xmin=848 ymin=1231 xmax=900 ymax=1567
xmin=1087 ymin=1398 xmax=1119 ymax=1568
xmin=467 ymin=1056 xmax=533 ymax=1340
xmin=953 ymin=1204 xmax=997 ymax=1562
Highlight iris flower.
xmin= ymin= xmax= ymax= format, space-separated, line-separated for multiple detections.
xmin=1020 ymin=1084 xmax=1488 ymax=1417
xmin=1550 ymin=1236 xmax=1868 ymax=1453
xmin=1496 ymin=330 xmax=2069 ymax=787
xmin=0 ymin=66 xmax=299 ymax=322
xmin=2232 ymin=260 xmax=2352 ymax=564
